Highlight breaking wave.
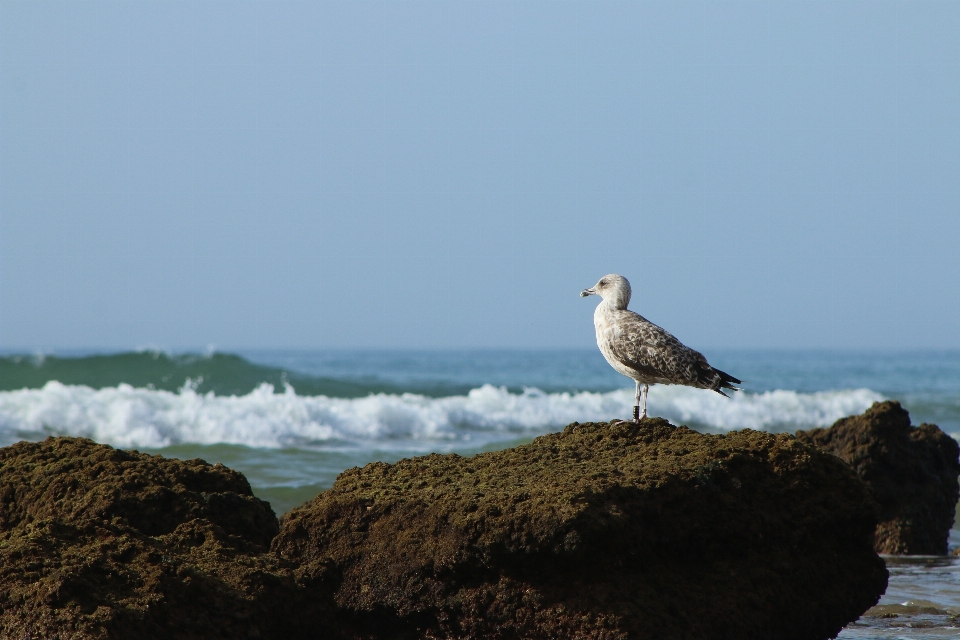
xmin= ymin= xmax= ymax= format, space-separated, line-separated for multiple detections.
xmin=0 ymin=381 xmax=885 ymax=451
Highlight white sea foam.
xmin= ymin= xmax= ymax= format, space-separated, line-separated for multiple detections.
xmin=0 ymin=381 xmax=885 ymax=451
xmin=651 ymin=385 xmax=887 ymax=432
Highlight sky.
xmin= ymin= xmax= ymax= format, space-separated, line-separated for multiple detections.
xmin=1 ymin=1 xmax=958 ymax=351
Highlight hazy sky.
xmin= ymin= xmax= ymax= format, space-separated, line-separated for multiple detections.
xmin=2 ymin=1 xmax=958 ymax=351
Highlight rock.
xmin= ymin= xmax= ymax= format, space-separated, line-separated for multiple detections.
xmin=1 ymin=421 xmax=899 ymax=639
xmin=274 ymin=418 xmax=887 ymax=640
xmin=0 ymin=437 xmax=319 ymax=640
xmin=796 ymin=401 xmax=960 ymax=555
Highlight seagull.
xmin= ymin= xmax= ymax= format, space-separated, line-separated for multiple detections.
xmin=581 ymin=274 xmax=741 ymax=422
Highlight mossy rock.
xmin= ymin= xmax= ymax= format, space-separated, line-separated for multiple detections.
xmin=797 ymin=401 xmax=960 ymax=555
xmin=275 ymin=418 xmax=887 ymax=640
xmin=0 ymin=437 xmax=317 ymax=640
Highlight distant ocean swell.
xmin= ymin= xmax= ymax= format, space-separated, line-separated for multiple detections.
xmin=0 ymin=381 xmax=885 ymax=451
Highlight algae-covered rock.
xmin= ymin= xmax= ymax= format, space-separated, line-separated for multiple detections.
xmin=0 ymin=420 xmax=897 ymax=639
xmin=796 ymin=401 xmax=960 ymax=555
xmin=0 ymin=437 xmax=314 ymax=640
xmin=274 ymin=418 xmax=887 ymax=640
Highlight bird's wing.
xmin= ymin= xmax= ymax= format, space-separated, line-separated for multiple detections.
xmin=605 ymin=310 xmax=714 ymax=387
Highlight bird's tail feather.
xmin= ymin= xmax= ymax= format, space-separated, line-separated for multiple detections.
xmin=714 ymin=368 xmax=742 ymax=395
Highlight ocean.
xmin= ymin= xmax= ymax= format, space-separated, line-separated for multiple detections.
xmin=1 ymin=348 xmax=958 ymax=636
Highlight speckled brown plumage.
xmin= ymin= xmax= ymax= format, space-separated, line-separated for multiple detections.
xmin=581 ymin=274 xmax=740 ymax=419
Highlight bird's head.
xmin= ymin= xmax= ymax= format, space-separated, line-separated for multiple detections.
xmin=580 ymin=274 xmax=632 ymax=310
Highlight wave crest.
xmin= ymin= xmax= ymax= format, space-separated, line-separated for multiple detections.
xmin=0 ymin=382 xmax=886 ymax=451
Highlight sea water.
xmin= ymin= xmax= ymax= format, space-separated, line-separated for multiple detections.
xmin=2 ymin=349 xmax=956 ymax=512
xmin=0 ymin=348 xmax=958 ymax=636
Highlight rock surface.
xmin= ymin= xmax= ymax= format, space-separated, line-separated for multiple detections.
xmin=0 ymin=437 xmax=314 ymax=640
xmin=796 ymin=401 xmax=960 ymax=555
xmin=1 ymin=418 xmax=898 ymax=640
xmin=274 ymin=418 xmax=887 ymax=640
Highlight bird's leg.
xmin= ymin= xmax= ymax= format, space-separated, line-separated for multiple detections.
xmin=640 ymin=384 xmax=649 ymax=419
xmin=633 ymin=381 xmax=641 ymax=423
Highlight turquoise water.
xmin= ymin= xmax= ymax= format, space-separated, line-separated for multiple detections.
xmin=1 ymin=349 xmax=957 ymax=514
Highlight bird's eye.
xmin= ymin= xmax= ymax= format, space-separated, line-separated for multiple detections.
xmin=599 ymin=280 xmax=607 ymax=287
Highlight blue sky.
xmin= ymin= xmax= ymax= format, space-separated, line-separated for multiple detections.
xmin=2 ymin=1 xmax=958 ymax=351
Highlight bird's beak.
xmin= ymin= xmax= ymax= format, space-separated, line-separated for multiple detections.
xmin=580 ymin=287 xmax=596 ymax=297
